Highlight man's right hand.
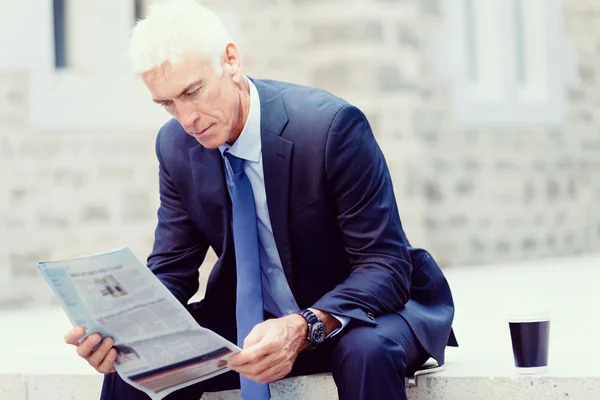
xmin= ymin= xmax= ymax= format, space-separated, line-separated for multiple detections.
xmin=64 ymin=326 xmax=117 ymax=374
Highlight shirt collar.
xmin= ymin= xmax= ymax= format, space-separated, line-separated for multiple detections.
xmin=218 ymin=77 xmax=261 ymax=163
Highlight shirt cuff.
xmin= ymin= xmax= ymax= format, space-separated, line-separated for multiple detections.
xmin=326 ymin=314 xmax=350 ymax=339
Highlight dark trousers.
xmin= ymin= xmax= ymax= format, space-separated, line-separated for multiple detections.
xmin=100 ymin=304 xmax=429 ymax=400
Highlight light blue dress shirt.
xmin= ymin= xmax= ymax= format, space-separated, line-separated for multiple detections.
xmin=219 ymin=78 xmax=348 ymax=337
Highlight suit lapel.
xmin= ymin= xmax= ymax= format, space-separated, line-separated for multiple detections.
xmin=254 ymin=79 xmax=294 ymax=287
xmin=189 ymin=144 xmax=231 ymax=255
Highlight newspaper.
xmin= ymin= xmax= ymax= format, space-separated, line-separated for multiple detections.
xmin=37 ymin=246 xmax=240 ymax=400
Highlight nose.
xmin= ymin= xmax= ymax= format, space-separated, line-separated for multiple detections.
xmin=176 ymin=102 xmax=200 ymax=133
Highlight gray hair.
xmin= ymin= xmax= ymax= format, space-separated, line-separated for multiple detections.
xmin=129 ymin=0 xmax=231 ymax=75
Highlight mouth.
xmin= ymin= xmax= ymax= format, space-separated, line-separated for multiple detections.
xmin=193 ymin=124 xmax=214 ymax=137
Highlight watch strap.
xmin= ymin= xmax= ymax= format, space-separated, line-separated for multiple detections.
xmin=297 ymin=309 xmax=325 ymax=349
xmin=298 ymin=309 xmax=319 ymax=325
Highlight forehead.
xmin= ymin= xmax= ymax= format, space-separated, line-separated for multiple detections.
xmin=141 ymin=53 xmax=213 ymax=94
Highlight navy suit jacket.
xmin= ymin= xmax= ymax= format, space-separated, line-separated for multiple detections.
xmin=148 ymin=78 xmax=458 ymax=365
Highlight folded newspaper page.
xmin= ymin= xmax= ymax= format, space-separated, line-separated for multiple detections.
xmin=37 ymin=246 xmax=240 ymax=400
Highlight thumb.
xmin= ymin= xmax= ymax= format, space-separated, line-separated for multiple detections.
xmin=243 ymin=322 xmax=267 ymax=349
xmin=64 ymin=326 xmax=86 ymax=346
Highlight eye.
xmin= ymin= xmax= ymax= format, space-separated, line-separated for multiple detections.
xmin=159 ymin=101 xmax=175 ymax=113
xmin=185 ymin=87 xmax=200 ymax=97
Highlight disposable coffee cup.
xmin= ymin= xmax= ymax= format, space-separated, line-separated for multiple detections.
xmin=507 ymin=314 xmax=550 ymax=374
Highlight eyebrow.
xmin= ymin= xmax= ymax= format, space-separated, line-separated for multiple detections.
xmin=152 ymin=79 xmax=204 ymax=104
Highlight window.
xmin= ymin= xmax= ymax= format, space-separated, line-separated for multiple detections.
xmin=31 ymin=0 xmax=171 ymax=129
xmin=134 ymin=0 xmax=150 ymax=24
xmin=437 ymin=0 xmax=577 ymax=126
xmin=53 ymin=0 xmax=67 ymax=68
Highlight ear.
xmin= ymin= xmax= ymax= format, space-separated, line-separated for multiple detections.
xmin=222 ymin=43 xmax=244 ymax=83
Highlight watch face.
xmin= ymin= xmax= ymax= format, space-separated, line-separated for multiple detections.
xmin=310 ymin=323 xmax=326 ymax=345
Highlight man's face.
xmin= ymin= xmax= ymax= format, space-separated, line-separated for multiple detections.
xmin=141 ymin=47 xmax=244 ymax=148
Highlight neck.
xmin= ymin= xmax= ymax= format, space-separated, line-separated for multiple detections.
xmin=227 ymin=78 xmax=251 ymax=145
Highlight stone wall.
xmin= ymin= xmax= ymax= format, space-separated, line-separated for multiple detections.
xmin=214 ymin=0 xmax=600 ymax=265
xmin=0 ymin=73 xmax=160 ymax=306
xmin=414 ymin=0 xmax=600 ymax=265
xmin=1 ymin=0 xmax=599 ymax=306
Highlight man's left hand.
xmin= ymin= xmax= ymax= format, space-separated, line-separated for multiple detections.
xmin=227 ymin=314 xmax=308 ymax=384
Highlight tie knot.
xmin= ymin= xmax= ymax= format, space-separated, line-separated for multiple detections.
xmin=225 ymin=151 xmax=244 ymax=173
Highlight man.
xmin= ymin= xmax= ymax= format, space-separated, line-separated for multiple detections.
xmin=64 ymin=1 xmax=457 ymax=399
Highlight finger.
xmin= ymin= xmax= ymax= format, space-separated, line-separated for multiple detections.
xmin=229 ymin=324 xmax=270 ymax=367
xmin=87 ymin=337 xmax=114 ymax=369
xmin=228 ymin=341 xmax=272 ymax=367
xmin=75 ymin=334 xmax=102 ymax=360
xmin=64 ymin=326 xmax=86 ymax=345
xmin=229 ymin=351 xmax=273 ymax=375
xmin=243 ymin=324 xmax=267 ymax=349
xmin=97 ymin=348 xmax=117 ymax=374
xmin=247 ymin=361 xmax=289 ymax=385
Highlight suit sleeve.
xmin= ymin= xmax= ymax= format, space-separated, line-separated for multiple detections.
xmin=311 ymin=105 xmax=412 ymax=325
xmin=147 ymin=128 xmax=209 ymax=305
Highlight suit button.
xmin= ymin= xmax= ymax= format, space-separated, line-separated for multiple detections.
xmin=366 ymin=312 xmax=375 ymax=320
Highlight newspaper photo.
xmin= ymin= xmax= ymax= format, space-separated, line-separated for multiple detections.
xmin=37 ymin=246 xmax=240 ymax=400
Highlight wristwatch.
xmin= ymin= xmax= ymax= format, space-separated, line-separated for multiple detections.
xmin=297 ymin=309 xmax=326 ymax=349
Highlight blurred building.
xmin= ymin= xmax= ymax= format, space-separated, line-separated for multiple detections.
xmin=1 ymin=0 xmax=598 ymax=307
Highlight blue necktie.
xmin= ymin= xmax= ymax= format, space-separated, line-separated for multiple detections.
xmin=225 ymin=151 xmax=271 ymax=400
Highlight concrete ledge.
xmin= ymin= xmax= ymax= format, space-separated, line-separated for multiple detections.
xmin=202 ymin=373 xmax=600 ymax=400
xmin=0 ymin=375 xmax=102 ymax=400
xmin=1 ymin=373 xmax=599 ymax=400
